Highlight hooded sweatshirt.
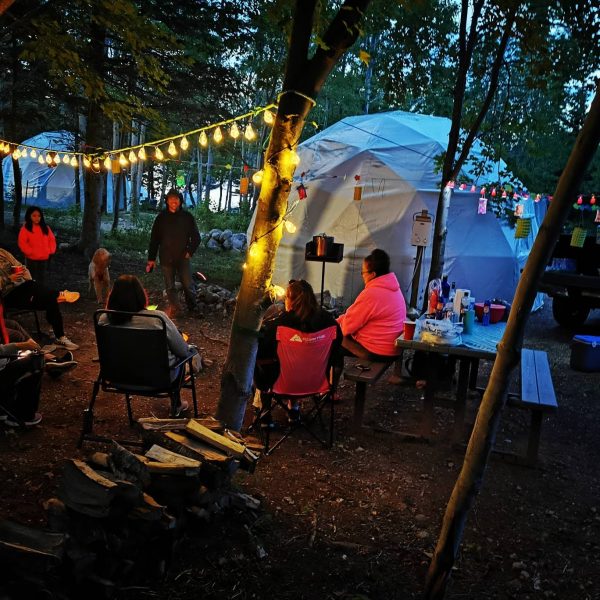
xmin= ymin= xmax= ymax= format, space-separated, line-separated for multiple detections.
xmin=18 ymin=224 xmax=57 ymax=261
xmin=337 ymin=271 xmax=406 ymax=356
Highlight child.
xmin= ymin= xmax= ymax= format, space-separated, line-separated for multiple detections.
xmin=18 ymin=206 xmax=56 ymax=286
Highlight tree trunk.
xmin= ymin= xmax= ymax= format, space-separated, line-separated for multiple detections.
xmin=204 ymin=146 xmax=213 ymax=204
xmin=424 ymin=1 xmax=516 ymax=301
xmin=216 ymin=0 xmax=373 ymax=431
xmin=425 ymin=84 xmax=600 ymax=600
xmin=197 ymin=147 xmax=203 ymax=205
xmin=78 ymin=14 xmax=106 ymax=256
xmin=11 ymin=157 xmax=22 ymax=229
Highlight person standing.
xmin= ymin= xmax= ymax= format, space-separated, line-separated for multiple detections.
xmin=146 ymin=189 xmax=200 ymax=316
xmin=18 ymin=206 xmax=56 ymax=286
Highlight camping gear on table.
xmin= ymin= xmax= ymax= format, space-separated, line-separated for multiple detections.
xmin=570 ymin=335 xmax=600 ymax=372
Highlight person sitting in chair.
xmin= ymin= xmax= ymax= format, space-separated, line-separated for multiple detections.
xmin=336 ymin=248 xmax=406 ymax=361
xmin=101 ymin=274 xmax=199 ymax=415
xmin=0 ymin=247 xmax=80 ymax=350
xmin=256 ymin=279 xmax=343 ymax=422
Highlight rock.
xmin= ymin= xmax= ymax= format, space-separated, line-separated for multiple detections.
xmin=206 ymin=238 xmax=221 ymax=251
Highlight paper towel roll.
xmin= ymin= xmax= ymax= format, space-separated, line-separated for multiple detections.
xmin=453 ymin=289 xmax=471 ymax=315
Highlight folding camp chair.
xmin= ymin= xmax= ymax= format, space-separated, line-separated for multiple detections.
xmin=78 ymin=310 xmax=199 ymax=447
xmin=253 ymin=324 xmax=338 ymax=455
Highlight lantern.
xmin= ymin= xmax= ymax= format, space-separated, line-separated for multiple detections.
xmin=478 ymin=197 xmax=487 ymax=215
xmin=297 ymin=183 xmax=307 ymax=200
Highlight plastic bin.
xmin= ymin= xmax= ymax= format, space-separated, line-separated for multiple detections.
xmin=570 ymin=335 xmax=600 ymax=372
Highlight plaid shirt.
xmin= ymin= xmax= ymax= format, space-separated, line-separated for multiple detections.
xmin=0 ymin=248 xmax=32 ymax=297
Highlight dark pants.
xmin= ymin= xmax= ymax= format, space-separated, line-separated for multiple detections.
xmin=3 ymin=281 xmax=64 ymax=338
xmin=161 ymin=258 xmax=196 ymax=311
xmin=25 ymin=259 xmax=48 ymax=286
xmin=0 ymin=352 xmax=44 ymax=421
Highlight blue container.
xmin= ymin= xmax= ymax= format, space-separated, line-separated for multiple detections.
xmin=570 ymin=335 xmax=600 ymax=372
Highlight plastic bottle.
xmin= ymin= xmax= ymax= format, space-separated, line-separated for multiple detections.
xmin=441 ymin=274 xmax=450 ymax=299
xmin=482 ymin=299 xmax=491 ymax=326
xmin=460 ymin=291 xmax=470 ymax=321
xmin=428 ymin=288 xmax=438 ymax=316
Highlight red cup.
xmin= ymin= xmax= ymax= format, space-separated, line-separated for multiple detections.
xmin=403 ymin=320 xmax=416 ymax=341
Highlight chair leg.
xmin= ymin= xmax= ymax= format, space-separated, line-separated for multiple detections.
xmin=78 ymin=380 xmax=100 ymax=448
xmin=125 ymin=393 xmax=134 ymax=426
xmin=189 ymin=369 xmax=198 ymax=417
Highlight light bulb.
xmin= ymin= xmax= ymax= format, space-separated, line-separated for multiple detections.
xmin=104 ymin=156 xmax=112 ymax=171
xmin=263 ymin=110 xmax=274 ymax=125
xmin=63 ymin=154 xmax=71 ymax=164
xmin=252 ymin=169 xmax=263 ymax=185
xmin=168 ymin=140 xmax=177 ymax=156
xmin=38 ymin=155 xmax=45 ymax=165
xmin=119 ymin=153 xmax=128 ymax=166
xmin=244 ymin=123 xmax=256 ymax=141
xmin=199 ymin=131 xmax=208 ymax=147
xmin=155 ymin=147 xmax=164 ymax=161
xmin=128 ymin=150 xmax=137 ymax=163
xmin=30 ymin=149 xmax=37 ymax=158
xmin=12 ymin=149 xmax=21 ymax=159
xmin=83 ymin=156 xmax=91 ymax=168
xmin=242 ymin=262 xmax=248 ymax=270
xmin=213 ymin=127 xmax=223 ymax=143
xmin=20 ymin=148 xmax=28 ymax=158
xmin=46 ymin=154 xmax=53 ymax=164
xmin=138 ymin=147 xmax=147 ymax=161
xmin=180 ymin=136 xmax=189 ymax=151
xmin=92 ymin=158 xmax=101 ymax=172
xmin=284 ymin=220 xmax=297 ymax=233
xmin=70 ymin=156 xmax=78 ymax=167
xmin=230 ymin=123 xmax=240 ymax=139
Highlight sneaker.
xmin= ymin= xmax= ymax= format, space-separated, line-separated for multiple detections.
xmin=57 ymin=290 xmax=80 ymax=303
xmin=46 ymin=352 xmax=78 ymax=377
xmin=173 ymin=399 xmax=189 ymax=417
xmin=55 ymin=336 xmax=79 ymax=351
xmin=6 ymin=412 xmax=43 ymax=427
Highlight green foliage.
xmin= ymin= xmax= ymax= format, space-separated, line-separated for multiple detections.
xmin=193 ymin=203 xmax=252 ymax=233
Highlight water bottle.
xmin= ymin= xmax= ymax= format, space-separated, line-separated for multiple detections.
xmin=441 ymin=275 xmax=450 ymax=299
xmin=482 ymin=299 xmax=491 ymax=326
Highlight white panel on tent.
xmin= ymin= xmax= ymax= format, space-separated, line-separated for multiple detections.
xmin=260 ymin=110 xmax=543 ymax=311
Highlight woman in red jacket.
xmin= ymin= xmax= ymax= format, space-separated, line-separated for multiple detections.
xmin=18 ymin=206 xmax=56 ymax=286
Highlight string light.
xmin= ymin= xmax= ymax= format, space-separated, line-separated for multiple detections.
xmin=37 ymin=154 xmax=45 ymax=165
xmin=252 ymin=169 xmax=263 ymax=185
xmin=244 ymin=123 xmax=256 ymax=141
xmin=284 ymin=220 xmax=297 ymax=233
xmin=83 ymin=156 xmax=91 ymax=168
xmin=119 ymin=153 xmax=128 ymax=167
xmin=104 ymin=156 xmax=112 ymax=171
xmin=264 ymin=110 xmax=275 ymax=125
xmin=128 ymin=150 xmax=137 ymax=163
xmin=0 ymin=103 xmax=277 ymax=170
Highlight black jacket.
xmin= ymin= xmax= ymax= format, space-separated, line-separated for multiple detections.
xmin=148 ymin=208 xmax=200 ymax=265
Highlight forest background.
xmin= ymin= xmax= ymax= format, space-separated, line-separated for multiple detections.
xmin=1 ymin=0 xmax=599 ymax=256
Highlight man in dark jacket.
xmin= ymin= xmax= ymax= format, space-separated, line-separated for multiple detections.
xmin=146 ymin=189 xmax=200 ymax=315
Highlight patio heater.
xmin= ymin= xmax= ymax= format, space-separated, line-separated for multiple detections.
xmin=305 ymin=234 xmax=344 ymax=307
xmin=409 ymin=209 xmax=432 ymax=317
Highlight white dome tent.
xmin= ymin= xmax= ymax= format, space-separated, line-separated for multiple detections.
xmin=267 ymin=110 xmax=544 ymax=311
xmin=2 ymin=131 xmax=126 ymax=212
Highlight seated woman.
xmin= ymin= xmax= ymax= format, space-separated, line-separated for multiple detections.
xmin=101 ymin=274 xmax=199 ymax=415
xmin=337 ymin=248 xmax=406 ymax=361
xmin=256 ymin=279 xmax=343 ymax=420
xmin=0 ymin=303 xmax=44 ymax=426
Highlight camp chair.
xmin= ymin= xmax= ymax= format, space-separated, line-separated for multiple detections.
xmin=253 ymin=324 xmax=338 ymax=455
xmin=78 ymin=310 xmax=199 ymax=447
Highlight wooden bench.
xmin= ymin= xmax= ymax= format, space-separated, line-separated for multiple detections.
xmin=344 ymin=359 xmax=393 ymax=431
xmin=507 ymin=348 xmax=558 ymax=465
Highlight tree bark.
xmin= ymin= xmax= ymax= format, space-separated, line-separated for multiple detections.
xmin=11 ymin=157 xmax=22 ymax=229
xmin=216 ymin=0 xmax=372 ymax=431
xmin=425 ymin=84 xmax=600 ymax=600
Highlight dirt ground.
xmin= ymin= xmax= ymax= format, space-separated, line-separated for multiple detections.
xmin=1 ymin=231 xmax=599 ymax=600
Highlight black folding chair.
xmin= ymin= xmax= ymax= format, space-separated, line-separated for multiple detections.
xmin=78 ymin=310 xmax=199 ymax=447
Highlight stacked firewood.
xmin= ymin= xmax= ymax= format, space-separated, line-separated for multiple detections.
xmin=0 ymin=418 xmax=262 ymax=599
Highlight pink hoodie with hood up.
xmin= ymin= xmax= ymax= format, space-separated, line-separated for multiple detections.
xmin=337 ymin=271 xmax=406 ymax=356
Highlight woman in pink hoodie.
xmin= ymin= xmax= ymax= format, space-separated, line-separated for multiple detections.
xmin=337 ymin=249 xmax=406 ymax=360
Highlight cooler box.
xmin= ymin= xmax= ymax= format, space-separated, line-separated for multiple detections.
xmin=570 ymin=335 xmax=600 ymax=372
